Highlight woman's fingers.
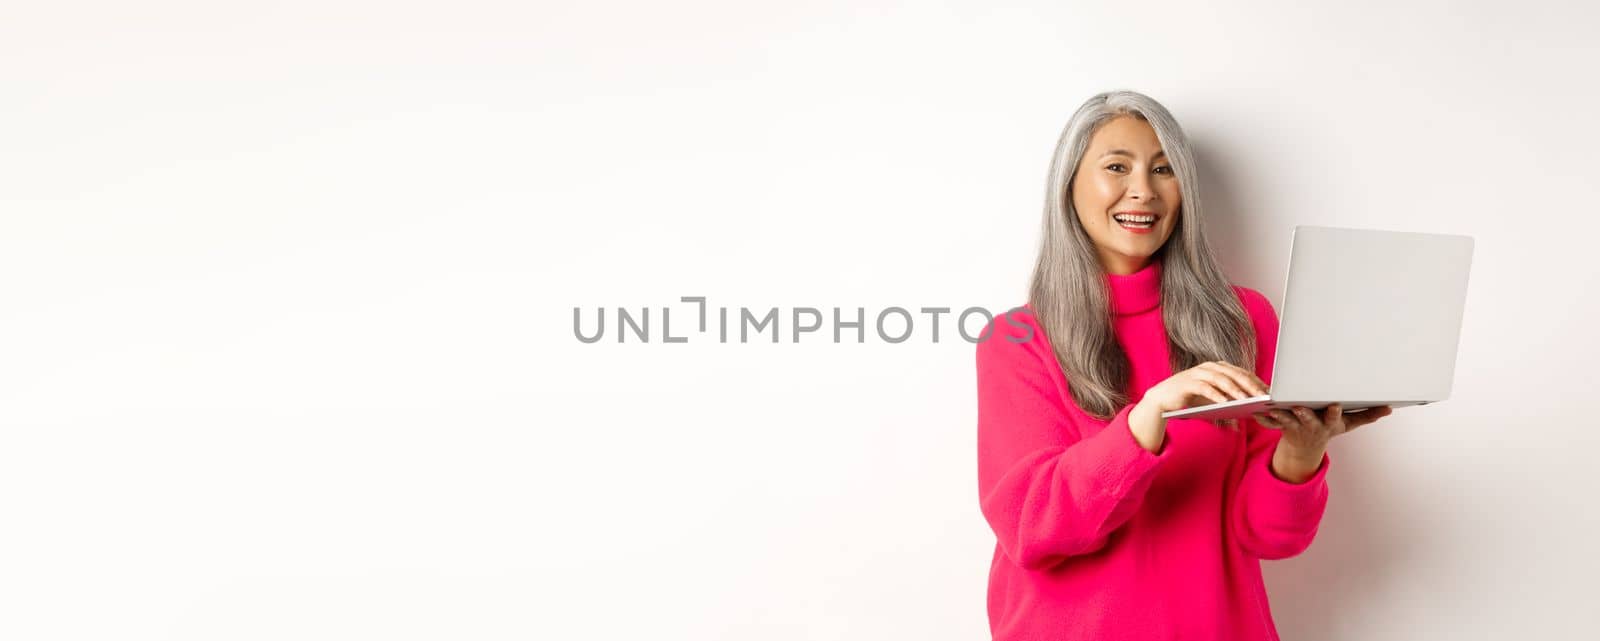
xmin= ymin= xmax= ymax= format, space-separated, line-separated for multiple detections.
xmin=1186 ymin=366 xmax=1239 ymax=400
xmin=1260 ymin=404 xmax=1396 ymax=439
xmin=1185 ymin=380 xmax=1230 ymax=406
xmin=1273 ymin=409 xmax=1306 ymax=430
xmin=1196 ymin=369 xmax=1250 ymax=401
xmin=1289 ymin=406 xmax=1324 ymax=430
xmin=1215 ymin=361 xmax=1267 ymax=395
xmin=1254 ymin=408 xmax=1300 ymax=428
xmin=1197 ymin=362 xmax=1267 ymax=397
xmin=1342 ymin=405 xmax=1394 ymax=432
xmin=1236 ymin=367 xmax=1269 ymax=396
xmin=1322 ymin=403 xmax=1344 ymax=428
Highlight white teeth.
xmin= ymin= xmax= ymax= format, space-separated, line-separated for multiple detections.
xmin=1114 ymin=214 xmax=1155 ymax=223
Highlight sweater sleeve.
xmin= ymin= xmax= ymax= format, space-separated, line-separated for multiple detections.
xmin=976 ymin=316 xmax=1170 ymax=572
xmin=1228 ymin=286 xmax=1333 ymax=560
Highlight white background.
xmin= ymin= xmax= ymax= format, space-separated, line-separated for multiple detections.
xmin=3 ymin=1 xmax=1597 ymax=639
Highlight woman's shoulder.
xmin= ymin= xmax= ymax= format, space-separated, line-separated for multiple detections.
xmin=973 ymin=304 xmax=1048 ymax=363
xmin=1229 ymin=285 xmax=1280 ymax=326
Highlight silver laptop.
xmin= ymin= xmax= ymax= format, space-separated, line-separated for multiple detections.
xmin=1161 ymin=225 xmax=1474 ymax=421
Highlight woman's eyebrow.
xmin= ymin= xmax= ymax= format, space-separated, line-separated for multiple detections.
xmin=1098 ymin=149 xmax=1168 ymax=160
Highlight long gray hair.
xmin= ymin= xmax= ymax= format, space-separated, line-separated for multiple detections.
xmin=1029 ymin=90 xmax=1255 ymax=420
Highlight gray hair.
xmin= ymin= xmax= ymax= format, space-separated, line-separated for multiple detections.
xmin=1028 ymin=90 xmax=1254 ymax=420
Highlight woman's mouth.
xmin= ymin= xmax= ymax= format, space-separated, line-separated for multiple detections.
xmin=1113 ymin=213 xmax=1157 ymax=234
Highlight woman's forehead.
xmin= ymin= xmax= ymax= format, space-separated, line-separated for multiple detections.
xmin=1089 ymin=116 xmax=1164 ymax=156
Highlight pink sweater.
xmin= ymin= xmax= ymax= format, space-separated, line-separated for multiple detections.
xmin=976 ymin=260 xmax=1331 ymax=640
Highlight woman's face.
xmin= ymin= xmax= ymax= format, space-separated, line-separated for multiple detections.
xmin=1070 ymin=115 xmax=1182 ymax=275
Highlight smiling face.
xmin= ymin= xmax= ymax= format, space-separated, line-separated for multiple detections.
xmin=1070 ymin=115 xmax=1183 ymax=275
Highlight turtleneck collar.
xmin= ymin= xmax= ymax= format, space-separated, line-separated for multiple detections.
xmin=1107 ymin=260 xmax=1162 ymax=316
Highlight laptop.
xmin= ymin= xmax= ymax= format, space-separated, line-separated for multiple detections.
xmin=1160 ymin=225 xmax=1475 ymax=421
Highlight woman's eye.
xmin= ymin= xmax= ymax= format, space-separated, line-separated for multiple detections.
xmin=1106 ymin=163 xmax=1126 ymax=173
xmin=1154 ymin=166 xmax=1172 ymax=175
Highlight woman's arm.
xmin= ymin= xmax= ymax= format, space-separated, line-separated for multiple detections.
xmin=1227 ymin=286 xmax=1333 ymax=560
xmin=976 ymin=321 xmax=1169 ymax=572
xmin=1230 ymin=415 xmax=1332 ymax=559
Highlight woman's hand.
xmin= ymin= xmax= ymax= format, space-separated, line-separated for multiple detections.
xmin=1129 ymin=361 xmax=1269 ymax=450
xmin=1253 ymin=404 xmax=1395 ymax=482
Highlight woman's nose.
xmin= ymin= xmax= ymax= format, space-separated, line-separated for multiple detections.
xmin=1127 ymin=175 xmax=1154 ymax=201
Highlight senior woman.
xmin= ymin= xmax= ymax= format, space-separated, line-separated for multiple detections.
xmin=975 ymin=90 xmax=1394 ymax=640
